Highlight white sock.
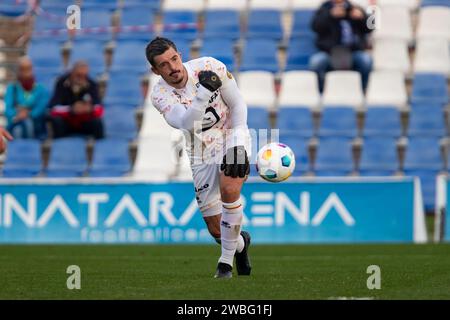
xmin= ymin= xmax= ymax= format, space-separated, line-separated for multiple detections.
xmin=215 ymin=235 xmax=245 ymax=253
xmin=218 ymin=198 xmax=243 ymax=267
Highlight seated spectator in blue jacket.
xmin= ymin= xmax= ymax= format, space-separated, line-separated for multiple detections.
xmin=5 ymin=57 xmax=49 ymax=139
xmin=48 ymin=61 xmax=104 ymax=139
xmin=309 ymin=0 xmax=373 ymax=91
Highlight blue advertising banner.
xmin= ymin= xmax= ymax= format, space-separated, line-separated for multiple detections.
xmin=0 ymin=177 xmax=426 ymax=244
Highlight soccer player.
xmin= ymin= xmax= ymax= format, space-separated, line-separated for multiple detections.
xmin=146 ymin=37 xmax=251 ymax=278
xmin=0 ymin=128 xmax=13 ymax=154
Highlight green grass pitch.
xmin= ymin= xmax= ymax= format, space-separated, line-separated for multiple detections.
xmin=0 ymin=244 xmax=449 ymax=300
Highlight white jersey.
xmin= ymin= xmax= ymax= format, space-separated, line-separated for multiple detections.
xmin=151 ymin=57 xmax=249 ymax=164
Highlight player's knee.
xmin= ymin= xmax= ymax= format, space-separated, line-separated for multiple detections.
xmin=220 ymin=184 xmax=240 ymax=201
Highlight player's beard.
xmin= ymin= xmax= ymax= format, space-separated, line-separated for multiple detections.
xmin=170 ymin=75 xmax=183 ymax=85
xmin=168 ymin=68 xmax=185 ymax=86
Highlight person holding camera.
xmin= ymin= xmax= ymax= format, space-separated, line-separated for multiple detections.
xmin=309 ymin=0 xmax=373 ymax=91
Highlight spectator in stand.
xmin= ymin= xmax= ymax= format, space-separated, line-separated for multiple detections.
xmin=5 ymin=56 xmax=49 ymax=139
xmin=48 ymin=61 xmax=104 ymax=139
xmin=309 ymin=0 xmax=373 ymax=91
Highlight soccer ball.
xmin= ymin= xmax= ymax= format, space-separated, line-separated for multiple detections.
xmin=256 ymin=142 xmax=296 ymax=183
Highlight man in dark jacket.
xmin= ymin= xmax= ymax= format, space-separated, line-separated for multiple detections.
xmin=48 ymin=61 xmax=104 ymax=139
xmin=309 ymin=0 xmax=373 ymax=91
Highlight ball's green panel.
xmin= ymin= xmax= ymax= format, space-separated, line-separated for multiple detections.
xmin=264 ymin=169 xmax=277 ymax=179
xmin=281 ymin=155 xmax=291 ymax=167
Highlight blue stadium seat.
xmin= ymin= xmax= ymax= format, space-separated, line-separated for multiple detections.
xmin=403 ymin=136 xmax=442 ymax=208
xmin=2 ymin=140 xmax=42 ymax=178
xmin=247 ymin=10 xmax=283 ymax=39
xmin=203 ymin=10 xmax=241 ymax=40
xmin=46 ymin=137 xmax=87 ymax=177
xmin=28 ymin=40 xmax=64 ymax=72
xmin=291 ymin=10 xmax=315 ymax=37
xmin=123 ymin=0 xmax=160 ymax=10
xmin=104 ymin=72 xmax=143 ymax=107
xmin=111 ymin=40 xmax=150 ymax=72
xmin=278 ymin=133 xmax=310 ymax=175
xmin=411 ymin=73 xmax=448 ymax=105
xmin=315 ymin=137 xmax=354 ymax=176
xmin=69 ymin=8 xmax=114 ymax=41
xmin=39 ymin=0 xmax=76 ymax=9
xmin=0 ymin=1 xmax=28 ymax=16
xmin=247 ymin=107 xmax=272 ymax=159
xmin=277 ymin=107 xmax=315 ymax=138
xmin=121 ymin=6 xmax=156 ymax=25
xmin=404 ymin=136 xmax=443 ymax=171
xmin=318 ymin=107 xmax=357 ymax=137
xmin=71 ymin=32 xmax=113 ymax=42
xmin=240 ymin=38 xmax=279 ymax=73
xmin=359 ymin=137 xmax=398 ymax=176
xmin=161 ymin=11 xmax=198 ymax=40
xmin=411 ymin=101 xmax=446 ymax=110
xmin=78 ymin=8 xmax=112 ymax=28
xmin=407 ymin=107 xmax=447 ymax=137
xmin=103 ymin=106 xmax=138 ymax=140
xmin=117 ymin=7 xmax=156 ymax=40
xmin=199 ymin=39 xmax=235 ymax=71
xmin=35 ymin=71 xmax=59 ymax=94
xmin=69 ymin=40 xmax=107 ymax=74
xmin=363 ymin=107 xmax=402 ymax=137
xmin=89 ymin=138 xmax=131 ymax=177
xmin=33 ymin=7 xmax=68 ymax=31
xmin=247 ymin=107 xmax=271 ymax=131
xmin=421 ymin=0 xmax=450 ymax=6
xmin=82 ymin=0 xmax=118 ymax=9
xmin=285 ymin=36 xmax=318 ymax=71
xmin=247 ymin=108 xmax=271 ymax=165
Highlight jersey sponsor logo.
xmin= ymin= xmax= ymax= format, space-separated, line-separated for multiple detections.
xmin=208 ymin=91 xmax=219 ymax=104
xmin=194 ymin=183 xmax=209 ymax=193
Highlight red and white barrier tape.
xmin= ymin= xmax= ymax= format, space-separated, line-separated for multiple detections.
xmin=32 ymin=22 xmax=198 ymax=37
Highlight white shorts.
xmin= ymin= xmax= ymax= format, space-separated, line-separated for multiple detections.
xmin=191 ymin=163 xmax=222 ymax=218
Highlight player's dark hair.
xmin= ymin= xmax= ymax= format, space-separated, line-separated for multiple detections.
xmin=146 ymin=37 xmax=178 ymax=67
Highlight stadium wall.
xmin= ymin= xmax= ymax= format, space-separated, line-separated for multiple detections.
xmin=0 ymin=177 xmax=427 ymax=244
